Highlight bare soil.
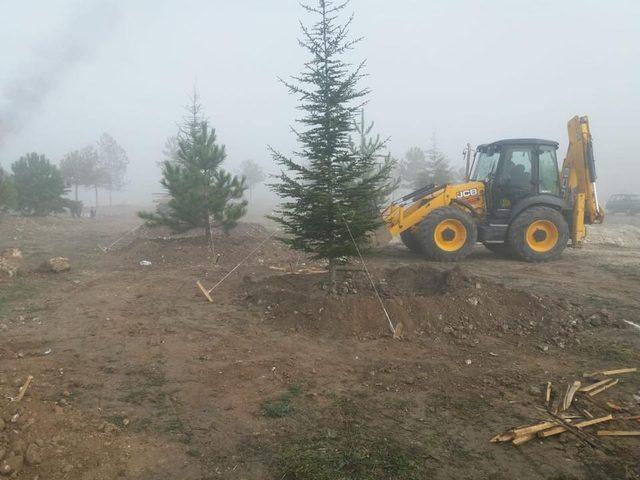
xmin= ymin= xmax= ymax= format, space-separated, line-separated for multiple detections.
xmin=1 ymin=208 xmax=639 ymax=479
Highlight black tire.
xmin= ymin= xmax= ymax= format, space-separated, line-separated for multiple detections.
xmin=484 ymin=243 xmax=511 ymax=257
xmin=507 ymin=206 xmax=569 ymax=262
xmin=400 ymin=229 xmax=422 ymax=253
xmin=416 ymin=206 xmax=477 ymax=262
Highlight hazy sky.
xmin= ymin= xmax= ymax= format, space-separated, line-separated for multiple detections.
xmin=1 ymin=0 xmax=638 ymax=204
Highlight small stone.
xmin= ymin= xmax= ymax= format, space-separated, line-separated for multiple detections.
xmin=25 ymin=444 xmax=41 ymax=466
xmin=443 ymin=326 xmax=454 ymax=334
xmin=45 ymin=257 xmax=71 ymax=273
xmin=465 ymin=359 xmax=472 ymax=365
xmin=537 ymin=344 xmax=549 ymax=352
xmin=1 ymin=454 xmax=23 ymax=476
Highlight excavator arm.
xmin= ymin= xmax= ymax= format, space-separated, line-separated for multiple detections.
xmin=561 ymin=116 xmax=604 ymax=246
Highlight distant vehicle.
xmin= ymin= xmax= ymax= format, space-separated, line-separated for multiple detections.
xmin=606 ymin=194 xmax=640 ymax=215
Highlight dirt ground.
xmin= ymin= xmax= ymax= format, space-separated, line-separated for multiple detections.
xmin=1 ymin=208 xmax=639 ymax=480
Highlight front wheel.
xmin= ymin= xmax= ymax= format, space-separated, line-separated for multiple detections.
xmin=400 ymin=229 xmax=422 ymax=253
xmin=507 ymin=206 xmax=569 ymax=262
xmin=416 ymin=206 xmax=477 ymax=262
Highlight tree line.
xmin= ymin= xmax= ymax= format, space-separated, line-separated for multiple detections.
xmin=0 ymin=133 xmax=128 ymax=217
xmin=3 ymin=0 xmax=464 ymax=281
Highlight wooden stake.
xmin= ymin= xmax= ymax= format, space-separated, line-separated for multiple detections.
xmin=196 ymin=281 xmax=214 ymax=303
xmin=512 ymin=421 xmax=558 ymax=437
xmin=584 ymin=367 xmax=637 ymax=377
xmin=538 ymin=414 xmax=613 ymax=438
xmin=579 ymin=378 xmax=613 ymax=393
xmin=545 ymin=382 xmax=552 ymax=406
xmin=16 ymin=375 xmax=34 ymax=402
xmin=597 ymin=430 xmax=640 ymax=437
xmin=512 ymin=434 xmax=536 ymax=446
xmin=588 ymin=379 xmax=619 ymax=397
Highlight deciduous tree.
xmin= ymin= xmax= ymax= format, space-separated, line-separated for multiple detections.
xmin=97 ymin=133 xmax=128 ymax=206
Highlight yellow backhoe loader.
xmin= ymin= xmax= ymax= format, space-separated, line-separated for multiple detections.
xmin=381 ymin=115 xmax=604 ymax=262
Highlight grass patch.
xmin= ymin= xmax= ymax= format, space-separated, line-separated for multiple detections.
xmin=262 ymin=384 xmax=302 ymax=418
xmin=272 ymin=398 xmax=427 ymax=480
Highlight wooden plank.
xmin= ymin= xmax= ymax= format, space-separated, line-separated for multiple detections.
xmin=579 ymin=378 xmax=613 ymax=393
xmin=597 ymin=430 xmax=640 ymax=437
xmin=538 ymin=415 xmax=613 ymax=438
xmin=196 ymin=281 xmax=214 ymax=303
xmin=589 ymin=379 xmax=619 ymax=397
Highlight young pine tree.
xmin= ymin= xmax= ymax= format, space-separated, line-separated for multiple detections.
xmin=271 ymin=0 xmax=395 ymax=281
xmin=12 ymin=153 xmax=67 ymax=216
xmin=139 ymin=96 xmax=247 ymax=238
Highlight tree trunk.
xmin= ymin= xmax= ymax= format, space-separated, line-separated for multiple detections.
xmin=94 ymin=185 xmax=99 ymax=212
xmin=108 ymin=188 xmax=112 ymax=207
xmin=74 ymin=184 xmax=78 ymax=202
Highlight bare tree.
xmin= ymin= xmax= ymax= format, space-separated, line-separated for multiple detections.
xmin=97 ymin=133 xmax=128 ymax=206
xmin=240 ymin=159 xmax=265 ymax=200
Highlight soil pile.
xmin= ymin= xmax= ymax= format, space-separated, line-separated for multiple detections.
xmin=243 ymin=265 xmax=625 ymax=342
xmin=112 ymin=223 xmax=301 ymax=269
xmin=585 ymin=223 xmax=640 ymax=247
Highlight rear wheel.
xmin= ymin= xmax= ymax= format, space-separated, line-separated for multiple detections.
xmin=417 ymin=207 xmax=477 ymax=262
xmin=400 ymin=229 xmax=422 ymax=253
xmin=507 ymin=206 xmax=569 ymax=262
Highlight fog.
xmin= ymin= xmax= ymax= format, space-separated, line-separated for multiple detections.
xmin=1 ymin=0 xmax=638 ymax=207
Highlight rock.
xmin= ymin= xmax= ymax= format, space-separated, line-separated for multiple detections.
xmin=537 ymin=344 xmax=549 ymax=352
xmin=0 ymin=454 xmax=23 ymax=476
xmin=443 ymin=326 xmax=454 ymax=334
xmin=40 ymin=257 xmax=71 ymax=273
xmin=24 ymin=444 xmax=41 ymax=466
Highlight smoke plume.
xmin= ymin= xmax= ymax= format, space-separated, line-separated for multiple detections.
xmin=0 ymin=1 xmax=120 ymax=148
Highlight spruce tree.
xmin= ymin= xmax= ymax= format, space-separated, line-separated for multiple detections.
xmin=425 ymin=136 xmax=453 ymax=185
xmin=271 ymin=0 xmax=394 ymax=281
xmin=139 ymin=95 xmax=247 ymax=237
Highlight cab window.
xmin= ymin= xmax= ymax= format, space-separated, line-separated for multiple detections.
xmin=499 ymin=148 xmax=532 ymax=188
xmin=538 ymin=147 xmax=560 ymax=195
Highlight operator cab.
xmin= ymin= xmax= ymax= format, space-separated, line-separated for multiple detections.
xmin=471 ymin=138 xmax=562 ymax=242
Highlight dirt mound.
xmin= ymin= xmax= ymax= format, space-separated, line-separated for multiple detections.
xmin=111 ymin=222 xmax=301 ymax=269
xmin=243 ymin=266 xmax=624 ymax=342
xmin=585 ymin=223 xmax=640 ymax=247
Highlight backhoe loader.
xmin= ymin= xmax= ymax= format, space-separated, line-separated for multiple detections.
xmin=381 ymin=115 xmax=604 ymax=262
